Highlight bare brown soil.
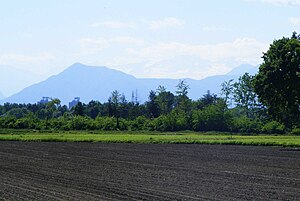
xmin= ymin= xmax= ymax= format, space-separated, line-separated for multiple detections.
xmin=0 ymin=142 xmax=299 ymax=200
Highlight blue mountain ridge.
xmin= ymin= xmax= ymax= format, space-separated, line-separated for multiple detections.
xmin=0 ymin=63 xmax=258 ymax=105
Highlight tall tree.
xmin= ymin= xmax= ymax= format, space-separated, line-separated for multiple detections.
xmin=74 ymin=102 xmax=84 ymax=116
xmin=175 ymin=80 xmax=191 ymax=114
xmin=193 ymin=90 xmax=221 ymax=121
xmin=109 ymin=90 xmax=122 ymax=128
xmin=45 ymin=98 xmax=61 ymax=129
xmin=175 ymin=80 xmax=189 ymax=97
xmin=253 ymin=32 xmax=300 ymax=127
xmin=86 ymin=100 xmax=102 ymax=119
xmin=146 ymin=90 xmax=160 ymax=118
xmin=221 ymin=79 xmax=234 ymax=108
xmin=233 ymin=73 xmax=258 ymax=118
xmin=156 ymin=86 xmax=175 ymax=115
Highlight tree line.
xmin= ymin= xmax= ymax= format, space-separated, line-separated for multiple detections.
xmin=0 ymin=33 xmax=299 ymax=134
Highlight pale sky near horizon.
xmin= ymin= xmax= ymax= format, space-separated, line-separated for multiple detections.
xmin=0 ymin=0 xmax=299 ymax=80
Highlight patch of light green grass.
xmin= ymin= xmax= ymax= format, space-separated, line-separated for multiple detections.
xmin=0 ymin=130 xmax=300 ymax=147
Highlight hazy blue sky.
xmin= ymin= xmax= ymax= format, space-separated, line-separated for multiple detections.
xmin=0 ymin=0 xmax=299 ymax=80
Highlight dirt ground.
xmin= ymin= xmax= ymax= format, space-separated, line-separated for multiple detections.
xmin=0 ymin=142 xmax=299 ymax=201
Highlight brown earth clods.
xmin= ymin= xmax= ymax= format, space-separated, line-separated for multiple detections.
xmin=0 ymin=142 xmax=299 ymax=200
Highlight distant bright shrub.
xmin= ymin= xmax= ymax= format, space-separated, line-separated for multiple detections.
xmin=262 ymin=121 xmax=285 ymax=134
xmin=231 ymin=116 xmax=262 ymax=134
xmin=290 ymin=127 xmax=300 ymax=135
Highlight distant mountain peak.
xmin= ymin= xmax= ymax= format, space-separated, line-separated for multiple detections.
xmin=72 ymin=62 xmax=84 ymax=66
xmin=63 ymin=63 xmax=129 ymax=76
xmin=66 ymin=62 xmax=103 ymax=70
xmin=226 ymin=64 xmax=258 ymax=76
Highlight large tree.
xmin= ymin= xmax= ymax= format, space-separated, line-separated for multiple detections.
xmin=221 ymin=79 xmax=234 ymax=107
xmin=109 ymin=90 xmax=122 ymax=128
xmin=175 ymin=80 xmax=191 ymax=114
xmin=156 ymin=86 xmax=175 ymax=115
xmin=233 ymin=73 xmax=258 ymax=118
xmin=74 ymin=101 xmax=84 ymax=116
xmin=45 ymin=98 xmax=61 ymax=129
xmin=146 ymin=90 xmax=160 ymax=118
xmin=253 ymin=32 xmax=300 ymax=127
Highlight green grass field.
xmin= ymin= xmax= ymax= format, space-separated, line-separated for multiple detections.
xmin=0 ymin=129 xmax=300 ymax=147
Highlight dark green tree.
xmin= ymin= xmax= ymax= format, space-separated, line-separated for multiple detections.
xmin=253 ymin=32 xmax=300 ymax=127
xmin=45 ymin=98 xmax=61 ymax=129
xmin=192 ymin=99 xmax=232 ymax=132
xmin=109 ymin=90 xmax=122 ymax=128
xmin=86 ymin=100 xmax=102 ymax=119
xmin=146 ymin=90 xmax=160 ymax=118
xmin=156 ymin=86 xmax=175 ymax=115
xmin=6 ymin=107 xmax=30 ymax=118
xmin=175 ymin=80 xmax=191 ymax=114
xmin=194 ymin=90 xmax=219 ymax=110
xmin=74 ymin=102 xmax=84 ymax=116
xmin=119 ymin=94 xmax=129 ymax=119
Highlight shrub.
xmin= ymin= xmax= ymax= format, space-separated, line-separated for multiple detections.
xmin=70 ymin=116 xmax=95 ymax=130
xmin=261 ymin=121 xmax=285 ymax=134
xmin=192 ymin=104 xmax=232 ymax=132
xmin=150 ymin=111 xmax=191 ymax=132
xmin=290 ymin=127 xmax=300 ymax=135
xmin=1 ymin=116 xmax=17 ymax=129
xmin=128 ymin=116 xmax=149 ymax=131
xmin=13 ymin=118 xmax=38 ymax=129
xmin=231 ymin=116 xmax=262 ymax=134
xmin=49 ymin=118 xmax=71 ymax=130
xmin=96 ymin=116 xmax=118 ymax=130
xmin=151 ymin=115 xmax=174 ymax=132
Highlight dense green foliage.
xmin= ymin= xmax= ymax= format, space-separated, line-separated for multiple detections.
xmin=254 ymin=32 xmax=300 ymax=127
xmin=0 ymin=79 xmax=286 ymax=134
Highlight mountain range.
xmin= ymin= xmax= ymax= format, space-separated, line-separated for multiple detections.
xmin=0 ymin=63 xmax=258 ymax=105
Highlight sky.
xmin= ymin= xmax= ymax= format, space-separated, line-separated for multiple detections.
xmin=0 ymin=0 xmax=299 ymax=84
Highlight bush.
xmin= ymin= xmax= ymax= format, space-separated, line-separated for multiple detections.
xmin=290 ymin=127 xmax=300 ymax=135
xmin=1 ymin=116 xmax=17 ymax=129
xmin=150 ymin=111 xmax=191 ymax=132
xmin=192 ymin=104 xmax=232 ymax=132
xmin=128 ymin=116 xmax=149 ymax=131
xmin=13 ymin=118 xmax=37 ymax=129
xmin=49 ymin=118 xmax=71 ymax=130
xmin=231 ymin=116 xmax=262 ymax=134
xmin=151 ymin=115 xmax=175 ymax=131
xmin=262 ymin=121 xmax=285 ymax=134
xmin=96 ymin=116 xmax=118 ymax=130
xmin=70 ymin=116 xmax=95 ymax=130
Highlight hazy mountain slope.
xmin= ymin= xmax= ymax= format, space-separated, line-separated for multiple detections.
xmin=1 ymin=63 xmax=257 ymax=105
xmin=0 ymin=65 xmax=43 ymax=97
xmin=0 ymin=91 xmax=5 ymax=100
xmin=226 ymin=64 xmax=259 ymax=76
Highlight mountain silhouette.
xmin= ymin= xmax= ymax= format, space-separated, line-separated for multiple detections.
xmin=0 ymin=63 xmax=258 ymax=105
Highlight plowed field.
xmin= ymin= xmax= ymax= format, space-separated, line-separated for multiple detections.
xmin=1 ymin=142 xmax=299 ymax=200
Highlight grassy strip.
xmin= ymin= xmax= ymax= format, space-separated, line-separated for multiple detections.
xmin=0 ymin=130 xmax=300 ymax=147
